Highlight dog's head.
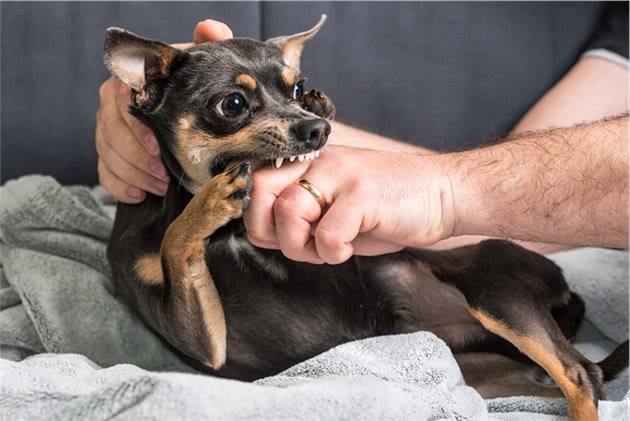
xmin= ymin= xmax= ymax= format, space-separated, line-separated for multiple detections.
xmin=103 ymin=15 xmax=334 ymax=192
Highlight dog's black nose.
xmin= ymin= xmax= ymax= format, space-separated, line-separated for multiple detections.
xmin=290 ymin=119 xmax=331 ymax=149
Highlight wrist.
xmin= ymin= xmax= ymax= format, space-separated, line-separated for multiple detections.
xmin=435 ymin=151 xmax=488 ymax=239
xmin=403 ymin=153 xmax=458 ymax=246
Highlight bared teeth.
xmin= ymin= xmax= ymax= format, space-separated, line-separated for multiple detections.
xmin=272 ymin=152 xmax=320 ymax=169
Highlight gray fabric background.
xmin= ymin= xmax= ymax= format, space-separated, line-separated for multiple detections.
xmin=1 ymin=2 xmax=605 ymax=185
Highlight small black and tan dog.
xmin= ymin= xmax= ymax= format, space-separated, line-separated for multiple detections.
xmin=104 ymin=16 xmax=627 ymax=421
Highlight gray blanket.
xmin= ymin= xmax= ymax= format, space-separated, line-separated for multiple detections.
xmin=1 ymin=175 xmax=628 ymax=420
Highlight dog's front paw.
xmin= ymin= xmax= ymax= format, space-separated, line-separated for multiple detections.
xmin=194 ymin=161 xmax=252 ymax=231
xmin=302 ymin=89 xmax=336 ymax=120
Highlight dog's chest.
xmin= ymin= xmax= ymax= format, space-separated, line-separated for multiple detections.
xmin=207 ymin=233 xmax=288 ymax=281
xmin=206 ymin=233 xmax=387 ymax=379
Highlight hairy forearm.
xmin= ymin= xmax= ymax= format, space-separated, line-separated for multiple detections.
xmin=507 ymin=57 xmax=630 ymax=253
xmin=330 ymin=121 xmax=434 ymax=154
xmin=447 ymin=114 xmax=629 ymax=248
xmin=431 ymin=58 xmax=629 ymax=253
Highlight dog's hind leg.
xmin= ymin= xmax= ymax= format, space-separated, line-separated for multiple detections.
xmin=409 ymin=240 xmax=606 ymax=421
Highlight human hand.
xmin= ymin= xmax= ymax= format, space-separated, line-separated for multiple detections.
xmin=96 ymin=20 xmax=233 ymax=203
xmin=244 ymin=146 xmax=456 ymax=264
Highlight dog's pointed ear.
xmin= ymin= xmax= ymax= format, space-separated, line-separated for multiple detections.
xmin=103 ymin=28 xmax=183 ymax=92
xmin=266 ymin=14 xmax=326 ymax=70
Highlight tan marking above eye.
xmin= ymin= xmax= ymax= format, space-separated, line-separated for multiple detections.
xmin=235 ymin=74 xmax=257 ymax=90
xmin=134 ymin=253 xmax=164 ymax=286
xmin=282 ymin=67 xmax=297 ymax=87
xmin=178 ymin=115 xmax=194 ymax=130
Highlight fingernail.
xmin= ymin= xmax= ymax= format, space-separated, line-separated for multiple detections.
xmin=153 ymin=180 xmax=169 ymax=196
xmin=151 ymin=162 xmax=169 ymax=180
xmin=145 ymin=134 xmax=160 ymax=156
xmin=127 ymin=187 xmax=143 ymax=199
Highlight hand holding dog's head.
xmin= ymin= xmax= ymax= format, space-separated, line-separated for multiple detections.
xmin=103 ymin=15 xmax=334 ymax=192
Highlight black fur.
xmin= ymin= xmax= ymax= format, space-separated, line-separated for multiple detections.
xmin=104 ymin=27 xmax=627 ymax=413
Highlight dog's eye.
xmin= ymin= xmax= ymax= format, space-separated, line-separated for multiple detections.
xmin=218 ymin=93 xmax=248 ymax=117
xmin=293 ymin=81 xmax=304 ymax=99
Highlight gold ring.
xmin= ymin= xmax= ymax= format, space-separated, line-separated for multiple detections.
xmin=296 ymin=179 xmax=327 ymax=211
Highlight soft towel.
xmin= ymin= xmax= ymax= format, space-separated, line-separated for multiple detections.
xmin=0 ymin=175 xmax=627 ymax=420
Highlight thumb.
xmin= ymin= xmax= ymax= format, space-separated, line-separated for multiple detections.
xmin=193 ymin=19 xmax=233 ymax=44
xmin=314 ymin=196 xmax=363 ymax=265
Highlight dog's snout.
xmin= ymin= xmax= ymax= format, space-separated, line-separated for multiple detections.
xmin=290 ymin=119 xmax=331 ymax=149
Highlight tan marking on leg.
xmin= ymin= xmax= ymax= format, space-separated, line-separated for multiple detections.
xmin=161 ymin=229 xmax=227 ymax=368
xmin=235 ymin=74 xmax=257 ymax=90
xmin=157 ymin=165 xmax=250 ymax=369
xmin=134 ymin=253 xmax=164 ymax=285
xmin=470 ymin=309 xmax=598 ymax=421
xmin=282 ymin=67 xmax=297 ymax=87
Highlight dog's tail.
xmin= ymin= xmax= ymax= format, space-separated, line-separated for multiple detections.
xmin=598 ymin=340 xmax=629 ymax=382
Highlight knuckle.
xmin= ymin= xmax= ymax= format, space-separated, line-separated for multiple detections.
xmin=116 ymin=88 xmax=132 ymax=109
xmin=127 ymin=171 xmax=153 ymax=191
xmin=316 ymin=226 xmax=341 ymax=248
xmin=98 ymin=165 xmax=116 ymax=193
xmin=129 ymin=117 xmax=148 ymax=137
xmin=244 ymin=214 xmax=275 ymax=243
xmin=97 ymin=164 xmax=135 ymax=203
xmin=98 ymin=79 xmax=110 ymax=101
xmin=347 ymin=178 xmax=367 ymax=197
xmin=272 ymin=195 xmax=296 ymax=218
xmin=280 ymin=246 xmax=304 ymax=262
xmin=100 ymin=121 xmax=115 ymax=146
xmin=246 ymin=229 xmax=267 ymax=244
xmin=321 ymin=253 xmax=340 ymax=265
xmin=128 ymin=147 xmax=153 ymax=170
xmin=98 ymin=84 xmax=105 ymax=100
xmin=97 ymin=160 xmax=105 ymax=178
xmin=326 ymin=254 xmax=345 ymax=265
xmin=137 ymin=157 xmax=155 ymax=175
xmin=95 ymin=113 xmax=105 ymax=136
xmin=246 ymin=232 xmax=263 ymax=245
